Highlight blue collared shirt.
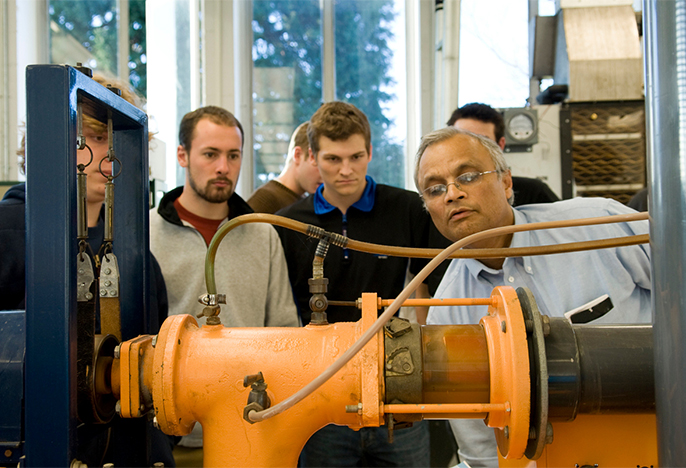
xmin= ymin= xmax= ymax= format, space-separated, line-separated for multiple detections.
xmin=313 ymin=175 xmax=376 ymax=214
xmin=427 ymin=197 xmax=651 ymax=326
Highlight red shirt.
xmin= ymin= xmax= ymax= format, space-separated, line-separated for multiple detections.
xmin=173 ymin=198 xmax=224 ymax=246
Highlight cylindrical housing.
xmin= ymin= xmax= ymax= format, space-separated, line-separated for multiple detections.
xmin=421 ymin=325 xmax=490 ymax=415
xmin=547 ymin=318 xmax=654 ymax=418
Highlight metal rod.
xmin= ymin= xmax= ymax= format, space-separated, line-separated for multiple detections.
xmin=643 ymin=0 xmax=686 ymax=464
xmin=382 ymin=403 xmax=509 ymax=414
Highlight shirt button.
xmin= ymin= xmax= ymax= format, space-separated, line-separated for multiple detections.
xmin=526 ymin=266 xmax=532 ymax=273
xmin=508 ymin=276 xmax=515 ymax=283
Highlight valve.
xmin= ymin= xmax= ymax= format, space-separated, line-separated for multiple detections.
xmin=243 ymin=372 xmax=271 ymax=424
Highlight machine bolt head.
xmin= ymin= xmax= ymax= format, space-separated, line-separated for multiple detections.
xmin=115 ymin=400 xmax=121 ymax=415
xmin=151 ymin=335 xmax=158 ymax=347
xmin=104 ymin=268 xmax=112 ymax=275
xmin=501 ymin=321 xmax=507 ymax=333
xmin=85 ymin=292 xmax=93 ymax=300
xmin=104 ymin=280 xmax=112 ymax=287
xmin=114 ymin=344 xmax=120 ymax=359
xmin=153 ymin=416 xmax=159 ymax=429
xmin=100 ymin=289 xmax=107 ymax=296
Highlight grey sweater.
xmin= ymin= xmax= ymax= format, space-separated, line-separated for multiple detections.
xmin=150 ymin=187 xmax=300 ymax=447
xmin=150 ymin=187 xmax=299 ymax=328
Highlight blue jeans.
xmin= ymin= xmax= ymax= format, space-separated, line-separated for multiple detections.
xmin=300 ymin=421 xmax=430 ymax=467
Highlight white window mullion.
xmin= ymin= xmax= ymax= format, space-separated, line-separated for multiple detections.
xmin=117 ymin=0 xmax=130 ymax=82
xmin=321 ymin=0 xmax=335 ymax=102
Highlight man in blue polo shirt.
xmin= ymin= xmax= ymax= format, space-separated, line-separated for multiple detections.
xmin=276 ymin=101 xmax=432 ymax=466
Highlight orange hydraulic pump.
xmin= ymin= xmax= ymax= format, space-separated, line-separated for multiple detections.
xmin=110 ymin=286 xmax=532 ymax=467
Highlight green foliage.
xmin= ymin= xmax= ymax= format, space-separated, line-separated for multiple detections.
xmin=252 ymin=0 xmax=404 ymax=187
xmin=48 ymin=0 xmax=147 ymax=97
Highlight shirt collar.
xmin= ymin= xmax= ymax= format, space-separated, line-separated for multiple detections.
xmin=313 ymin=175 xmax=376 ymax=215
xmin=462 ymin=206 xmax=530 ymax=278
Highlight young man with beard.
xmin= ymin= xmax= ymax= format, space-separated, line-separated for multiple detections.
xmin=149 ymin=106 xmax=299 ymax=460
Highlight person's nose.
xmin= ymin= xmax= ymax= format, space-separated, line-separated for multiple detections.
xmin=340 ymin=159 xmax=353 ymax=176
xmin=215 ymin=155 xmax=230 ymax=175
xmin=444 ymin=181 xmax=466 ymax=203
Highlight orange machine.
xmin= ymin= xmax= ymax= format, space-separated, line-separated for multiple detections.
xmin=107 ymin=285 xmax=656 ymax=467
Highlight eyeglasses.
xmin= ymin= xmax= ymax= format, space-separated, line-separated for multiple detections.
xmin=420 ymin=170 xmax=499 ymax=200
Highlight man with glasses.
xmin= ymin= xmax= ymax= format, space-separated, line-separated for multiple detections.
xmin=415 ymin=127 xmax=651 ymax=467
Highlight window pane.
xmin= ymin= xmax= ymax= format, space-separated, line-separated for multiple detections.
xmin=458 ymin=0 xmax=529 ymax=108
xmin=335 ymin=0 xmax=406 ymax=188
xmin=252 ymin=0 xmax=323 ymax=188
xmin=49 ymin=0 xmax=119 ymax=77
xmin=129 ymin=0 xmax=147 ymax=96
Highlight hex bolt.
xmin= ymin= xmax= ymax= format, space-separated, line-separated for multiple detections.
xmin=109 ymin=289 xmax=117 ymax=296
xmin=100 ymin=289 xmax=107 ymax=296
xmin=114 ymin=344 xmax=121 ymax=359
xmin=85 ymin=292 xmax=93 ymax=300
xmin=151 ymin=335 xmax=158 ymax=347
xmin=104 ymin=280 xmax=112 ymax=287
xmin=115 ymin=400 xmax=121 ymax=415
xmin=153 ymin=416 xmax=159 ymax=429
xmin=78 ymin=269 xmax=84 ymax=275
xmin=104 ymin=268 xmax=112 ymax=275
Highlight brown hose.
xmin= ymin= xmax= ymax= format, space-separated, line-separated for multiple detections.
xmin=245 ymin=210 xmax=650 ymax=422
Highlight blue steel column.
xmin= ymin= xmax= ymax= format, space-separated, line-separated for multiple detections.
xmin=25 ymin=65 xmax=79 ymax=466
xmin=643 ymin=1 xmax=686 ymax=465
xmin=25 ymin=65 xmax=149 ymax=466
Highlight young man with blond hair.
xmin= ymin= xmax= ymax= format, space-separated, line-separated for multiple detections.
xmin=248 ymin=121 xmax=322 ymax=213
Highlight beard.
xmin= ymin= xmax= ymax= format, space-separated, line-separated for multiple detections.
xmin=188 ymin=171 xmax=234 ymax=204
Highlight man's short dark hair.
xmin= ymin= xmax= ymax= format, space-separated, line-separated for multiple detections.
xmin=446 ymin=102 xmax=505 ymax=142
xmin=307 ymin=101 xmax=371 ymax=157
xmin=178 ymin=106 xmax=244 ymax=150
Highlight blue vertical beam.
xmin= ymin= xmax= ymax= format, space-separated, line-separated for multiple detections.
xmin=643 ymin=0 xmax=686 ymax=465
xmin=24 ymin=65 xmax=149 ymax=466
xmin=25 ymin=65 xmax=78 ymax=466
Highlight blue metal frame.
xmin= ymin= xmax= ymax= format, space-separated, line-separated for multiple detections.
xmin=0 ymin=310 xmax=25 ymax=465
xmin=24 ymin=65 xmax=150 ymax=467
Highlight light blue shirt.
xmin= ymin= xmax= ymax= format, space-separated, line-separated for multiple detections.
xmin=426 ymin=197 xmax=651 ymax=467
xmin=428 ymin=197 xmax=651 ymax=327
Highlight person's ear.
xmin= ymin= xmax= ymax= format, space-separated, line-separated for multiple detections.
xmin=293 ymin=146 xmax=304 ymax=165
xmin=498 ymin=137 xmax=506 ymax=151
xmin=368 ymin=143 xmax=373 ymax=162
xmin=177 ymin=145 xmax=189 ymax=168
xmin=501 ymin=169 xmax=513 ymax=200
xmin=309 ymin=147 xmax=317 ymax=166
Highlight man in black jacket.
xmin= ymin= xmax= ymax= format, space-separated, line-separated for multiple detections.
xmin=447 ymin=102 xmax=559 ymax=206
xmin=276 ymin=101 xmax=432 ymax=467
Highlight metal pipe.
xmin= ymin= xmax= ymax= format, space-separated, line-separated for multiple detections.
xmin=643 ymin=0 xmax=686 ymax=464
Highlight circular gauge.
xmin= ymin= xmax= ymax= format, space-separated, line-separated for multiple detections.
xmin=508 ymin=113 xmax=536 ymax=141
